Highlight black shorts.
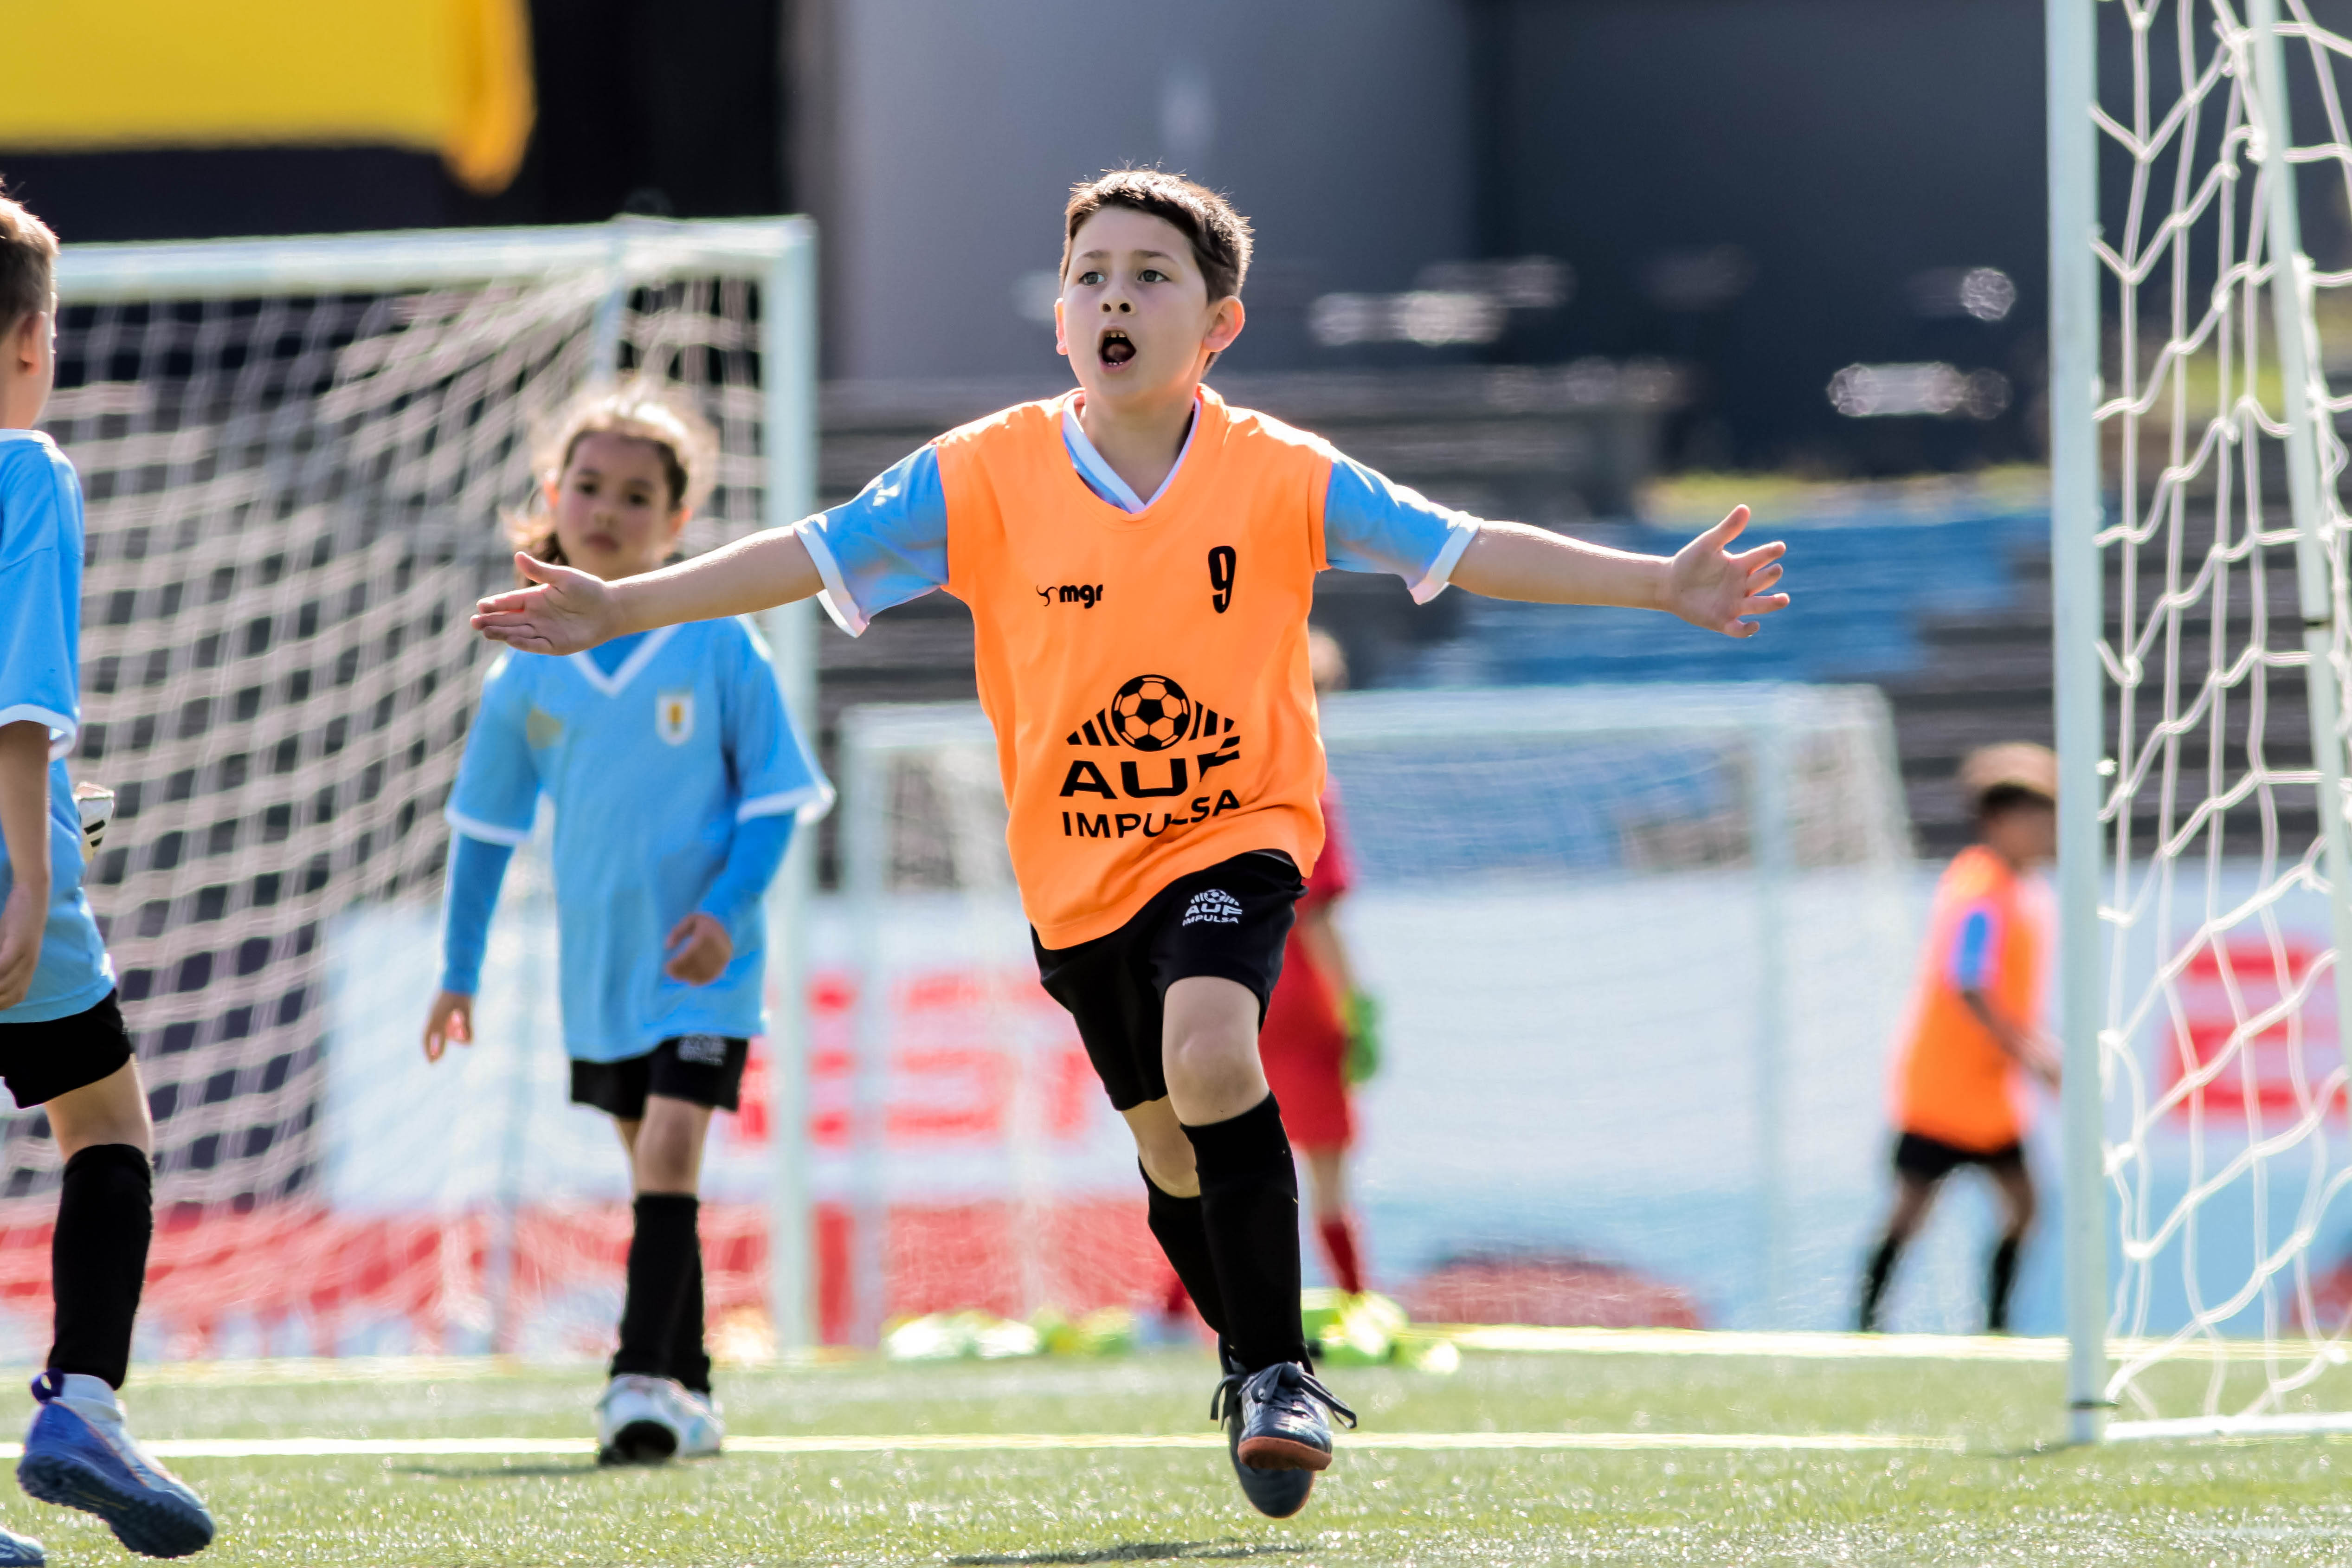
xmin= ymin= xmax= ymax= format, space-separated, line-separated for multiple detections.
xmin=1032 ymin=850 xmax=1306 ymax=1113
xmin=570 ymin=1034 xmax=750 ymax=1120
xmin=0 ymin=990 xmax=134 ymax=1109
xmin=1894 ymin=1130 xmax=2026 ymax=1184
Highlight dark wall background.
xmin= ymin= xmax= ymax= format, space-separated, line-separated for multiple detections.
xmin=1468 ymin=0 xmax=2049 ymax=472
xmin=0 ymin=0 xmax=2114 ymax=477
xmin=0 ymin=0 xmax=783 ymax=242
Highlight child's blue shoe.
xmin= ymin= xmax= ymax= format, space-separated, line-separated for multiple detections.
xmin=16 ymin=1371 xmax=213 ymax=1558
xmin=0 ymin=1524 xmax=41 ymax=1564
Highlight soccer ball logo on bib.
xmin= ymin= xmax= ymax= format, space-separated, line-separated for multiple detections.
xmin=655 ymin=689 xmax=696 ymax=746
xmin=1110 ymin=675 xmax=1191 ymax=752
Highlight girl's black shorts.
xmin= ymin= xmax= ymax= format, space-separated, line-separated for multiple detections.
xmin=570 ymin=1034 xmax=750 ymax=1120
xmin=1031 ymin=850 xmax=1305 ymax=1113
xmin=0 ymin=990 xmax=134 ymax=1108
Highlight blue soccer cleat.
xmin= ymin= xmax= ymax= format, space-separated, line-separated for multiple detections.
xmin=1211 ymin=1356 xmax=1357 ymax=1519
xmin=0 ymin=1524 xmax=40 ymax=1565
xmin=17 ymin=1371 xmax=213 ymax=1558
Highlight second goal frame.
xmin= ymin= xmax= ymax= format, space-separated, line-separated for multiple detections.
xmin=53 ymin=215 xmax=827 ymax=1351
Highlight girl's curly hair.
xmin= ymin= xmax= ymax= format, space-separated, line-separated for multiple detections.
xmin=507 ymin=382 xmax=719 ymax=576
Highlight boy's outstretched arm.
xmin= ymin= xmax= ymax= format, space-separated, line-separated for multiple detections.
xmin=471 ymin=529 xmax=827 ymax=655
xmin=1449 ymin=505 xmax=1788 ymax=638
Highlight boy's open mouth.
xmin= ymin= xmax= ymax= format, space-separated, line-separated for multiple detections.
xmin=1099 ymin=329 xmax=1136 ymax=368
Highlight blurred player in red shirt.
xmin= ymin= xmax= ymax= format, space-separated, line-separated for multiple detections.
xmin=1256 ymin=629 xmax=1380 ymax=1296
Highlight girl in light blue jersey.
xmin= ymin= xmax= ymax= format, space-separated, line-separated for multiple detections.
xmin=422 ymin=386 xmax=829 ymax=1465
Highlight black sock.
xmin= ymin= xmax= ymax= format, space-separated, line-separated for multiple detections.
xmin=1858 ymin=1233 xmax=1902 ymax=1333
xmin=612 ymin=1193 xmax=698 ymax=1382
xmin=1183 ymin=1096 xmax=1307 ymax=1374
xmin=1986 ymin=1234 xmax=2023 ymax=1333
xmin=668 ymin=1227 xmax=710 ymax=1395
xmin=1142 ymin=1163 xmax=1230 ymax=1351
xmin=49 ymin=1144 xmax=152 ymax=1389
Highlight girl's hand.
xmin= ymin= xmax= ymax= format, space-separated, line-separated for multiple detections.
xmin=1666 ymin=506 xmax=1789 ymax=638
xmin=471 ymin=554 xmax=624 ymax=655
xmin=423 ymin=991 xmax=475 ymax=1063
xmin=664 ymin=913 xmax=733 ymax=986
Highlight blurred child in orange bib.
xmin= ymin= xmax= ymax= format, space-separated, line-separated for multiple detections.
xmin=1858 ymin=743 xmax=2061 ymax=1334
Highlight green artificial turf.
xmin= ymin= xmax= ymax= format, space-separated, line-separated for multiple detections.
xmin=2 ymin=1347 xmax=2348 ymax=1566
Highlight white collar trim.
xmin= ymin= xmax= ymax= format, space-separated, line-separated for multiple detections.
xmin=567 ymin=623 xmax=680 ymax=697
xmin=1061 ymin=392 xmax=1200 ymax=514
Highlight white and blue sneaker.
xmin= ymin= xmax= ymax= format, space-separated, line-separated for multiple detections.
xmin=659 ymin=1383 xmax=724 ymax=1459
xmin=595 ymin=1374 xmax=682 ymax=1466
xmin=0 ymin=1524 xmax=41 ymax=1565
xmin=17 ymin=1371 xmax=213 ymax=1558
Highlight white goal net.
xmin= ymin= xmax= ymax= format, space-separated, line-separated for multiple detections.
xmin=2056 ymin=0 xmax=2352 ymax=1436
xmin=23 ymin=219 xmax=816 ymax=1363
xmin=825 ymin=684 xmax=1916 ymax=1343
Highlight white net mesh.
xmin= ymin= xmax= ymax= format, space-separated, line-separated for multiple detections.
xmin=2091 ymin=0 xmax=2352 ymax=1426
xmin=16 ymin=226 xmax=798 ymax=1360
xmin=829 ymin=685 xmax=1916 ymax=1340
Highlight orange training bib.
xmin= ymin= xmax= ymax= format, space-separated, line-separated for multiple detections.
xmin=1893 ymin=845 xmax=2045 ymax=1151
xmin=937 ymin=388 xmax=1331 ymax=948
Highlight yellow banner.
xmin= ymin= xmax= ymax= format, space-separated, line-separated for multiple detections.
xmin=0 ymin=0 xmax=534 ymax=194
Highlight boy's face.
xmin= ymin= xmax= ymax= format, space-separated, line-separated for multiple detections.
xmin=0 ymin=308 xmax=55 ymax=431
xmin=1055 ymin=208 xmax=1243 ymax=408
xmin=543 ymin=432 xmax=688 ymax=582
xmin=1983 ymin=799 xmax=2056 ymax=869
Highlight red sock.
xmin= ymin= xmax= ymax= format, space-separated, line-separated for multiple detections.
xmin=1317 ymin=1216 xmax=1365 ymax=1296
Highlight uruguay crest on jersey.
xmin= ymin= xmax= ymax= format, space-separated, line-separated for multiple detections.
xmin=656 ymin=688 xmax=695 ymax=745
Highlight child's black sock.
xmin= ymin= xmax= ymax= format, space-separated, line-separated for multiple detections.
xmin=49 ymin=1143 xmax=152 ymax=1389
xmin=613 ymin=1193 xmax=698 ymax=1382
xmin=1858 ymin=1232 xmax=1902 ymax=1333
xmin=1986 ymin=1233 xmax=2023 ymax=1333
xmin=1183 ymin=1095 xmax=1308 ymax=1374
xmin=667 ymin=1226 xmax=711 ymax=1395
xmin=1142 ymin=1163 xmax=1230 ymax=1349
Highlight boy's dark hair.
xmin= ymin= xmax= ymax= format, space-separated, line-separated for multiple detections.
xmin=1062 ymin=169 xmax=1253 ymax=303
xmin=0 ymin=187 xmax=59 ymax=339
xmin=1976 ymin=783 xmax=2053 ymax=822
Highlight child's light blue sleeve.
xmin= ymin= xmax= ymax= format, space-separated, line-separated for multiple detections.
xmin=724 ymin=620 xmax=836 ymax=826
xmin=698 ymin=621 xmax=831 ymax=937
xmin=696 ymin=815 xmax=793 ymax=940
xmin=0 ymin=442 xmax=85 ymax=756
xmin=438 ymin=834 xmax=515 ymax=995
xmin=1947 ymin=903 xmax=2002 ymax=994
xmin=1321 ymin=452 xmax=1483 ymax=604
xmin=444 ymin=656 xmax=541 ymax=848
xmin=791 ymin=445 xmax=949 ymax=636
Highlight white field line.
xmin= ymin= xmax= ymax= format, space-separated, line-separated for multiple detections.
xmin=0 ymin=1432 xmax=1966 ymax=1461
xmin=2109 ymin=1411 xmax=2352 ymax=1442
xmin=81 ymin=1329 xmax=2332 ymax=1387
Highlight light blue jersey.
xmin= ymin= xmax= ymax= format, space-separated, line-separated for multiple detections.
xmin=795 ymin=390 xmax=1482 ymax=634
xmin=444 ymin=617 xmax=831 ymax=1061
xmin=0 ymin=431 xmax=115 ymax=1025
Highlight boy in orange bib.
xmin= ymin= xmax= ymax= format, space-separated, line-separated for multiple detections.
xmin=475 ymin=169 xmax=1790 ymax=1517
xmin=1858 ymin=743 xmax=2060 ymax=1334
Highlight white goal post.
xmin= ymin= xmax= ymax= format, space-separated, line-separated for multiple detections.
xmin=2050 ymin=0 xmax=2352 ymax=1442
xmin=45 ymin=217 xmax=825 ymax=1357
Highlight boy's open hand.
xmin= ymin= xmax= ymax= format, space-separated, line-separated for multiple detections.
xmin=422 ymin=990 xmax=474 ymax=1063
xmin=471 ymin=554 xmax=622 ymax=655
xmin=664 ymin=912 xmax=733 ymax=986
xmin=0 ymin=880 xmax=42 ymax=1012
xmin=1668 ymin=507 xmax=1789 ymax=638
